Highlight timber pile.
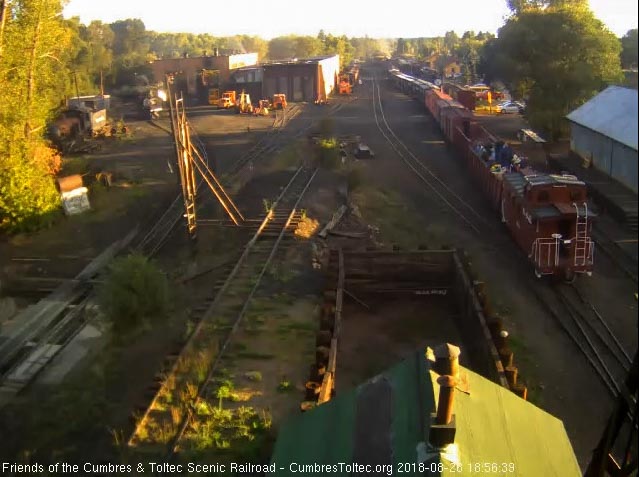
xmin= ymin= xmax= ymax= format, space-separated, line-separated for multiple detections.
xmin=319 ymin=205 xmax=348 ymax=238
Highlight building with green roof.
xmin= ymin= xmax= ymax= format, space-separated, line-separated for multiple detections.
xmin=271 ymin=348 xmax=581 ymax=476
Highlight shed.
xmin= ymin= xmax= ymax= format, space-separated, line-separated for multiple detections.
xmin=566 ymin=86 xmax=638 ymax=193
xmin=271 ymin=348 xmax=581 ymax=476
xmin=262 ymin=55 xmax=339 ymax=104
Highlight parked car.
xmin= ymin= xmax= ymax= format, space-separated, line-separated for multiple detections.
xmin=496 ymin=101 xmax=523 ymax=114
xmin=353 ymin=143 xmax=374 ymax=159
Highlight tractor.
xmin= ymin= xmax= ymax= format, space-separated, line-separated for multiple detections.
xmin=235 ymin=91 xmax=254 ymax=114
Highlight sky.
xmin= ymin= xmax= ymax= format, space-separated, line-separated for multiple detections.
xmin=63 ymin=0 xmax=638 ymax=38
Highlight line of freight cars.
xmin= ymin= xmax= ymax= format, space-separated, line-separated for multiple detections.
xmin=388 ymin=69 xmax=595 ymax=280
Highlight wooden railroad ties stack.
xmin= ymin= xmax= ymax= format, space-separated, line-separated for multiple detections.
xmin=301 ymin=248 xmax=344 ymax=412
xmin=473 ymin=280 xmax=528 ymax=400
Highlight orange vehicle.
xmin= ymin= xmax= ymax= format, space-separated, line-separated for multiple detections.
xmin=272 ymin=93 xmax=287 ymax=110
xmin=218 ymin=91 xmax=236 ymax=109
xmin=338 ymin=75 xmax=352 ymax=95
xmin=254 ymin=99 xmax=270 ymax=116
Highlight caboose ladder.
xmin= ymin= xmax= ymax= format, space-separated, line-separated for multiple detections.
xmin=574 ymin=202 xmax=588 ymax=266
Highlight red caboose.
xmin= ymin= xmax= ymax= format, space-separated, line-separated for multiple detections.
xmin=501 ymin=173 xmax=594 ymax=279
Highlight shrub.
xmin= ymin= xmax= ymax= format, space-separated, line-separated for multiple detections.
xmin=0 ymin=148 xmax=61 ymax=232
xmin=98 ymin=254 xmax=170 ymax=335
xmin=317 ymin=138 xmax=340 ymax=170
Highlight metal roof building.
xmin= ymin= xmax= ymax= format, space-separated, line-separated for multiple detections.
xmin=271 ymin=349 xmax=581 ymax=476
xmin=566 ymin=86 xmax=638 ymax=193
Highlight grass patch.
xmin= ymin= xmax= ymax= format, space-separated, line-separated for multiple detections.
xmin=277 ymin=380 xmax=293 ymax=393
xmin=268 ymin=142 xmax=303 ymax=171
xmin=236 ymin=351 xmax=276 ymax=360
xmin=267 ymin=262 xmax=296 ymax=283
xmin=244 ymin=371 xmax=263 ymax=382
xmin=278 ymin=321 xmax=316 ymax=333
xmin=353 ymin=186 xmax=434 ymax=249
xmin=60 ymin=156 xmax=91 ymax=176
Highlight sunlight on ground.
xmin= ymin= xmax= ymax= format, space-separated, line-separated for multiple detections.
xmin=294 ymin=215 xmax=319 ymax=238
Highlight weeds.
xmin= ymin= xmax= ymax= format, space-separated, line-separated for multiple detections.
xmin=244 ymin=371 xmax=263 ymax=382
xmin=237 ymin=351 xmax=275 ymax=360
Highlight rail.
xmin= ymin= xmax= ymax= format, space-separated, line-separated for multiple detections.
xmin=371 ymin=74 xmax=487 ymax=235
xmin=531 ymin=281 xmax=633 ymax=399
xmin=126 ymin=166 xmax=318 ymax=453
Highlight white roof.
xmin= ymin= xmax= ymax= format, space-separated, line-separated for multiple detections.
xmin=566 ymin=86 xmax=638 ymax=151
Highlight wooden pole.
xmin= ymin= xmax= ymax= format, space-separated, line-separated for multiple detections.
xmin=0 ymin=0 xmax=9 ymax=60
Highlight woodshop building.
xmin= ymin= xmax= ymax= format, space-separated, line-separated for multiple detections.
xmin=148 ymin=52 xmax=258 ymax=101
xmin=261 ymin=55 xmax=340 ymax=103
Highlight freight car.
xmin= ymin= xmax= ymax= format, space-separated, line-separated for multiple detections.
xmin=388 ymin=70 xmax=595 ymax=280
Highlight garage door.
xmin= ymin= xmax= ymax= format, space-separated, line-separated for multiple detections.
xmin=293 ymin=76 xmax=303 ymax=102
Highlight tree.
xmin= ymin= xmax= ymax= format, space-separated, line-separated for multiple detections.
xmin=240 ymin=35 xmax=268 ymax=61
xmin=0 ymin=0 xmax=71 ymax=231
xmin=484 ymin=2 xmax=622 ymax=139
xmin=294 ymin=36 xmax=323 ymax=58
xmin=323 ymin=34 xmax=354 ymax=69
xmin=98 ymin=254 xmax=170 ymax=335
xmin=268 ymin=35 xmax=296 ymax=59
xmin=443 ymin=31 xmax=460 ymax=54
xmin=621 ymin=29 xmax=638 ymax=69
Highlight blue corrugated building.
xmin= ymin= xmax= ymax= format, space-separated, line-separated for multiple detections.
xmin=566 ymin=86 xmax=638 ymax=193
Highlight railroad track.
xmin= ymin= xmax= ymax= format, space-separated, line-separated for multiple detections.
xmin=127 ymin=165 xmax=318 ymax=453
xmin=136 ymin=104 xmax=306 ymax=256
xmin=592 ymin=226 xmax=637 ymax=284
xmin=371 ymin=74 xmax=489 ymax=235
xmin=532 ymin=281 xmax=633 ymax=398
xmin=0 ymin=230 xmax=139 ymax=406
xmin=225 ymin=103 xmax=302 ymax=177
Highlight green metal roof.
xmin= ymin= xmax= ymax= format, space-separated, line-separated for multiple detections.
xmin=270 ymin=349 xmax=581 ymax=477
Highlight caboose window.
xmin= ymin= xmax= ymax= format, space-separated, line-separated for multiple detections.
xmin=570 ymin=191 xmax=582 ymax=201
xmin=537 ymin=191 xmax=549 ymax=202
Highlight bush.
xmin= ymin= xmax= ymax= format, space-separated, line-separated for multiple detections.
xmin=317 ymin=138 xmax=340 ymax=170
xmin=0 ymin=145 xmax=61 ymax=232
xmin=98 ymin=254 xmax=170 ymax=335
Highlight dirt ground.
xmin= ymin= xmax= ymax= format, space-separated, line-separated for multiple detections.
xmin=337 ymin=296 xmax=460 ymax=389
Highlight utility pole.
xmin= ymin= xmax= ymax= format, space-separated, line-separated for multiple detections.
xmin=0 ymin=0 xmax=8 ymax=61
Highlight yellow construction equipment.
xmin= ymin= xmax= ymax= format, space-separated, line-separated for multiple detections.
xmin=272 ymin=93 xmax=287 ymax=110
xmin=254 ymin=99 xmax=270 ymax=116
xmin=218 ymin=91 xmax=236 ymax=109
xmin=236 ymin=91 xmax=253 ymax=114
